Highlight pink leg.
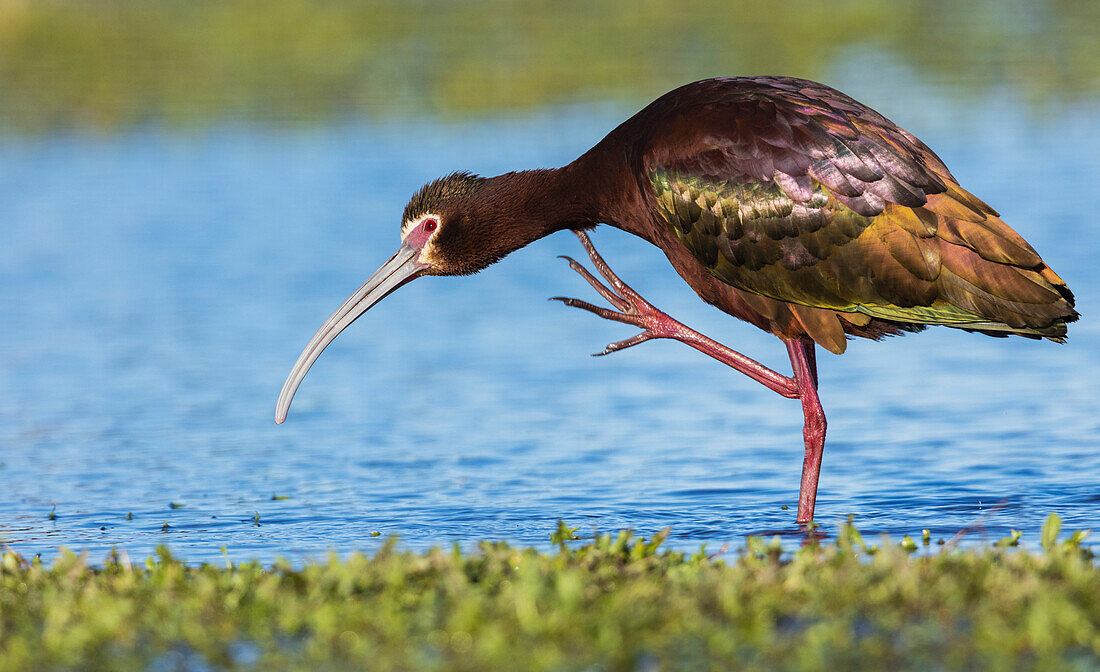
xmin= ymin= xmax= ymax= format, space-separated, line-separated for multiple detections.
xmin=554 ymin=231 xmax=826 ymax=524
xmin=786 ymin=338 xmax=826 ymax=524
xmin=551 ymin=231 xmax=799 ymax=399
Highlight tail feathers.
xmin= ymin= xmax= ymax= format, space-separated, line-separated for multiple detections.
xmin=914 ymin=184 xmax=1078 ymax=340
xmin=851 ymin=289 xmax=1075 ymax=342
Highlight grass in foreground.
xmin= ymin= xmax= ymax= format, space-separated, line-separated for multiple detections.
xmin=1 ymin=517 xmax=1097 ymax=672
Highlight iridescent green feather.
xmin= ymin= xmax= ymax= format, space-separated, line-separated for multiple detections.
xmin=649 ymin=168 xmax=1069 ymax=338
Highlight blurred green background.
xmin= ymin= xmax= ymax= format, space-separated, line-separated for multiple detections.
xmin=1 ymin=0 xmax=1096 ymax=133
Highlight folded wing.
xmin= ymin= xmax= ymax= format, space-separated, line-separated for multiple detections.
xmin=638 ymin=77 xmax=1076 ymax=353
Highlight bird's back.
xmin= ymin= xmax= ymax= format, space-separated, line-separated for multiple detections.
xmin=596 ymin=77 xmax=1077 ymax=353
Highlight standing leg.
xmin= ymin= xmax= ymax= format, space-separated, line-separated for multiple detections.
xmin=554 ymin=231 xmax=828 ymax=526
xmin=786 ymin=338 xmax=826 ymax=524
xmin=803 ymin=340 xmax=819 ymax=389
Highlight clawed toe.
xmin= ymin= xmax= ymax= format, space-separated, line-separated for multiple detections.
xmin=549 ymin=296 xmax=632 ymax=325
xmin=552 ymin=294 xmax=653 ymax=355
xmin=596 ymin=331 xmax=656 ymax=356
xmin=551 ymin=231 xmax=664 ymax=355
xmin=550 ymin=294 xmax=653 ymax=356
xmin=555 ymin=256 xmax=630 ymax=312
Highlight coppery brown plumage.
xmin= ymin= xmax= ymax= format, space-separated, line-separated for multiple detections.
xmin=592 ymin=77 xmax=1075 ymax=353
xmin=276 ymin=77 xmax=1077 ymax=526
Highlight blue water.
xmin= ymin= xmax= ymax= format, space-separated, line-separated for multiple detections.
xmin=1 ymin=87 xmax=1098 ymax=565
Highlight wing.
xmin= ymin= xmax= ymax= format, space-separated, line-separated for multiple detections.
xmin=636 ymin=77 xmax=1076 ymax=353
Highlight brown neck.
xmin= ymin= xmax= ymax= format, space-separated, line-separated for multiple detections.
xmin=464 ymin=131 xmax=645 ymax=268
xmin=477 ymin=165 xmax=598 ymax=232
xmin=564 ymin=126 xmax=651 ymax=238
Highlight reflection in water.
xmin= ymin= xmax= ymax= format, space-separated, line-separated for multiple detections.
xmin=0 ymin=80 xmax=1098 ymax=565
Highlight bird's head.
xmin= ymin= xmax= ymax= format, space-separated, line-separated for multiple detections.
xmin=275 ymin=170 xmax=562 ymax=424
xmin=398 ymin=170 xmax=508 ymax=276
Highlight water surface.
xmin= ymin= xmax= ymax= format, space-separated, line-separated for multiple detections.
xmin=1 ymin=84 xmax=1098 ymax=564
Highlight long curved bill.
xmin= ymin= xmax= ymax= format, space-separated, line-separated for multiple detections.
xmin=275 ymin=243 xmax=428 ymax=424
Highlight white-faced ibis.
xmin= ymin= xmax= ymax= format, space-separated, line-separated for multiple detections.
xmin=276 ymin=77 xmax=1077 ymax=525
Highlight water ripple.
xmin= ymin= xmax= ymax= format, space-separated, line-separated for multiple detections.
xmin=1 ymin=98 xmax=1098 ymax=564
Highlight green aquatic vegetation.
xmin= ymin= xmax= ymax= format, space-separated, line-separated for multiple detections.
xmin=1 ymin=517 xmax=1097 ymax=672
xmin=996 ymin=529 xmax=1024 ymax=548
xmin=271 ymin=494 xmax=292 ymax=501
xmin=1044 ymin=513 xmax=1064 ymax=550
xmin=549 ymin=520 xmax=580 ymax=545
xmin=1067 ymin=530 xmax=1092 ymax=548
xmin=46 ymin=505 xmax=56 ymax=521
xmin=169 ymin=502 xmax=184 ymax=509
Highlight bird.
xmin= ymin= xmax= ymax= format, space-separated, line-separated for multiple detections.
xmin=275 ymin=76 xmax=1077 ymax=525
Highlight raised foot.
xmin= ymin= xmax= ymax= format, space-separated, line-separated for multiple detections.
xmin=551 ymin=230 xmax=800 ymax=399
xmin=550 ymin=230 xmax=691 ymax=356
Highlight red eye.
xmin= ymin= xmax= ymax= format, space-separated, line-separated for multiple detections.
xmin=423 ymin=218 xmax=438 ymax=233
